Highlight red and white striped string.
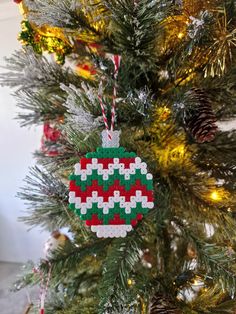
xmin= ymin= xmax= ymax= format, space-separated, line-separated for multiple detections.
xmin=98 ymin=55 xmax=121 ymax=140
xmin=33 ymin=262 xmax=52 ymax=314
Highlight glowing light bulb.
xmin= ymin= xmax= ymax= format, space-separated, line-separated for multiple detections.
xmin=210 ymin=191 xmax=221 ymax=202
xmin=177 ymin=32 xmax=184 ymax=39
xmin=127 ymin=279 xmax=133 ymax=286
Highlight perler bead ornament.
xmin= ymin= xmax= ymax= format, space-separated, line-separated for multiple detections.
xmin=69 ymin=131 xmax=154 ymax=238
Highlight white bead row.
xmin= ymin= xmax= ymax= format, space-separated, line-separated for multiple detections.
xmin=91 ymin=224 xmax=133 ymax=238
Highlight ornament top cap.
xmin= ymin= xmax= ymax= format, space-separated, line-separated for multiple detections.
xmin=102 ymin=130 xmax=120 ymax=148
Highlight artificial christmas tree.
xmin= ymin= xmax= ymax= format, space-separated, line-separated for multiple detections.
xmin=2 ymin=0 xmax=236 ymax=313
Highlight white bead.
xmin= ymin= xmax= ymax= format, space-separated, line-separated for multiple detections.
xmin=92 ymin=158 xmax=98 ymax=164
xmin=75 ymin=163 xmax=81 ymax=175
xmin=119 ymin=168 xmax=125 ymax=175
xmin=81 ymin=174 xmax=86 ymax=181
xmin=114 ymin=196 xmax=120 ymax=202
xmin=69 ymin=191 xmax=76 ymax=203
xmin=87 ymin=164 xmax=92 ymax=170
xmin=146 ymin=173 xmax=153 ymax=180
xmin=98 ymin=201 xmax=103 ymax=208
xmin=125 ymin=207 xmax=131 ymax=214
xmin=81 ymin=204 xmax=87 ymax=213
xmin=142 ymin=201 xmax=148 ymax=207
xmin=125 ymin=173 xmax=130 ymax=180
xmin=109 ymin=202 xmax=114 ymax=208
xmin=119 ymin=196 xmax=125 ymax=202
xmin=114 ymin=158 xmax=119 ymax=164
xmin=108 ymin=168 xmax=114 ymax=175
xmin=130 ymin=163 xmax=135 ymax=170
xmin=75 ymin=162 xmax=81 ymax=170
xmin=141 ymin=196 xmax=148 ymax=202
xmin=141 ymin=162 xmax=147 ymax=169
xmin=86 ymin=169 xmax=92 ymax=175
xmin=75 ymin=198 xmax=81 ymax=208
xmin=103 ymin=207 xmax=109 ymax=214
xmin=103 ymin=173 xmax=109 ymax=180
xmin=127 ymin=225 xmax=132 ymax=231
xmin=102 ymin=130 xmax=120 ymax=148
xmin=130 ymin=201 xmax=136 ymax=208
xmin=81 ymin=207 xmax=87 ymax=214
xmin=135 ymin=157 xmax=141 ymax=164
xmin=147 ymin=202 xmax=154 ymax=209
xmin=108 ymin=196 xmax=114 ymax=202
xmin=97 ymin=164 xmax=103 ymax=170
xmin=141 ymin=168 xmax=147 ymax=174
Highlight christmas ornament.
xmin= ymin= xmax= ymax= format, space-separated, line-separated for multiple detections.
xmin=76 ymin=62 xmax=97 ymax=80
xmin=69 ymin=55 xmax=154 ymax=238
xmin=69 ymin=130 xmax=154 ymax=238
xmin=141 ymin=248 xmax=154 ymax=268
xmin=184 ymin=88 xmax=218 ymax=143
xmin=43 ymin=230 xmax=69 ymax=258
xmin=19 ymin=20 xmax=72 ymax=64
xmin=187 ymin=243 xmax=197 ymax=259
xmin=149 ymin=293 xmax=181 ymax=314
xmin=41 ymin=121 xmax=62 ymax=157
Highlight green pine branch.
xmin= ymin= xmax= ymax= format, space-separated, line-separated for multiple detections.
xmin=0 ymin=47 xmax=80 ymax=91
xmin=18 ymin=166 xmax=74 ymax=231
xmin=175 ymin=219 xmax=236 ymax=295
xmin=98 ymin=234 xmax=142 ymax=314
xmin=15 ymin=90 xmax=66 ymax=126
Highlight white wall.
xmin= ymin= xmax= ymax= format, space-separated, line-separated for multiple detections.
xmin=0 ymin=2 xmax=48 ymax=263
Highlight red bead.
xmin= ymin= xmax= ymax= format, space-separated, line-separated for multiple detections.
xmin=131 ymin=219 xmax=138 ymax=226
xmin=80 ymin=158 xmax=92 ymax=169
xmin=108 ymin=214 xmax=125 ymax=225
xmin=97 ymin=158 xmax=114 ymax=169
xmin=86 ymin=214 xmax=103 ymax=226
xmin=119 ymin=158 xmax=135 ymax=168
xmin=137 ymin=214 xmax=143 ymax=221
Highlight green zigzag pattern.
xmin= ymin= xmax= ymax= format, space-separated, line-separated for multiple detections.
xmin=69 ymin=202 xmax=149 ymax=224
xmin=69 ymin=169 xmax=153 ymax=191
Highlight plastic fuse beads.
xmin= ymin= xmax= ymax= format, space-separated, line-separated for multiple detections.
xmin=69 ymin=146 xmax=154 ymax=238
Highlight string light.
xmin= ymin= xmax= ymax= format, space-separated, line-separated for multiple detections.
xmin=177 ymin=32 xmax=184 ymax=39
xmin=210 ymin=190 xmax=222 ymax=202
xmin=127 ymin=279 xmax=134 ymax=286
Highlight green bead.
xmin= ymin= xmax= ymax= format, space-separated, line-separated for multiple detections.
xmin=69 ymin=174 xmax=76 ymax=180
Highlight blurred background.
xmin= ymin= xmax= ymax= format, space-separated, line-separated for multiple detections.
xmin=0 ymin=0 xmax=47 ymax=265
xmin=0 ymin=2 xmax=48 ymax=312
